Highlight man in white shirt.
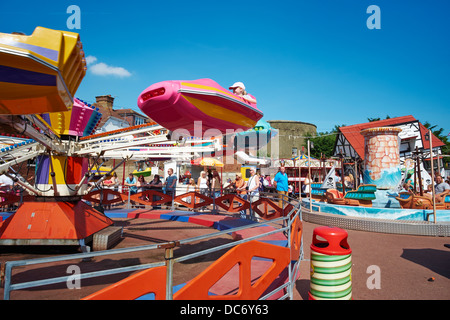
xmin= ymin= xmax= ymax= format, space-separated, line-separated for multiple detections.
xmin=0 ymin=174 xmax=14 ymax=190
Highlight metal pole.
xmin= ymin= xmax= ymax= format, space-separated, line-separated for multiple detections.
xmin=298 ymin=155 xmax=301 ymax=199
xmin=340 ymin=156 xmax=346 ymax=195
xmin=413 ymin=153 xmax=418 ymax=194
xmin=127 ymin=188 xmax=131 ymax=209
xmin=171 ymin=188 xmax=175 ymax=211
xmin=3 ymin=263 xmax=12 ymax=300
xmin=417 ymin=155 xmax=423 ymax=196
xmin=161 ymin=241 xmax=179 ymax=300
xmin=437 ymin=152 xmax=441 ymax=177
xmin=165 ymin=246 xmax=174 ymax=300
xmin=429 ymin=130 xmax=436 ymax=223
xmin=287 ymin=211 xmax=293 ymax=300
xmin=308 ymin=140 xmax=312 ymax=213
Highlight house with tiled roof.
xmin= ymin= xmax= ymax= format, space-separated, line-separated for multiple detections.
xmin=333 ymin=115 xmax=445 ymax=171
xmin=93 ymin=95 xmax=152 ymax=133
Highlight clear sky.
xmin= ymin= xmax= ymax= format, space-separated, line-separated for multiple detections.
xmin=1 ymin=0 xmax=449 ymax=136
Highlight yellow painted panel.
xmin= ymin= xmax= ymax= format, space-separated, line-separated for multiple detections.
xmin=49 ymin=155 xmax=67 ymax=185
xmin=182 ymin=95 xmax=256 ymax=128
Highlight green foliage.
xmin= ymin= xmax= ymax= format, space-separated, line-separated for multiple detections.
xmin=303 ymin=125 xmax=344 ymax=158
xmin=423 ymin=121 xmax=450 ymax=165
xmin=367 ymin=115 xmax=391 ymax=122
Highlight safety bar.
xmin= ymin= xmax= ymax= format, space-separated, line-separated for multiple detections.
xmin=2 ymin=202 xmax=302 ymax=300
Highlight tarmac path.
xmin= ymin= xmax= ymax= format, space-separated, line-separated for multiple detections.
xmin=296 ymin=221 xmax=450 ymax=300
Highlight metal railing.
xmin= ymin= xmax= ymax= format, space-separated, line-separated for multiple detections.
xmin=1 ymin=193 xmax=302 ymax=300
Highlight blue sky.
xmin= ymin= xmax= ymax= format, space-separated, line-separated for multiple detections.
xmin=1 ymin=0 xmax=449 ymax=136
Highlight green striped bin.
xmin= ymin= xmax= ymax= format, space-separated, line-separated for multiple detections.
xmin=309 ymin=226 xmax=352 ymax=300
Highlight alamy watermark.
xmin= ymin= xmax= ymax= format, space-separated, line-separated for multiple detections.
xmin=367 ymin=5 xmax=381 ymax=30
xmin=66 ymin=265 xmax=81 ymax=289
xmin=66 ymin=5 xmax=81 ymax=30
xmin=170 ymin=121 xmax=279 ymax=164
xmin=366 ymin=265 xmax=381 ymax=289
xmin=65 ymin=5 xmax=380 ymax=31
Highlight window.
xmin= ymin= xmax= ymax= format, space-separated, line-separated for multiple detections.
xmin=292 ymin=147 xmax=298 ymax=157
xmin=400 ymin=141 xmax=411 ymax=153
xmin=134 ymin=116 xmax=145 ymax=126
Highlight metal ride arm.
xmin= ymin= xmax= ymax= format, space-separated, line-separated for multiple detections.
xmin=73 ymin=151 xmax=105 ymax=193
xmin=85 ymin=157 xmax=129 ymax=194
xmin=25 ymin=114 xmax=62 ymax=144
xmin=102 ymin=145 xmax=216 ymax=160
xmin=5 ymin=172 xmax=43 ymax=196
xmin=0 ymin=115 xmax=65 ymax=154
xmin=74 ymin=134 xmax=171 ymax=156
xmin=77 ymin=124 xmax=165 ymax=145
xmin=0 ymin=143 xmax=40 ymax=175
xmin=74 ymin=123 xmax=218 ymax=160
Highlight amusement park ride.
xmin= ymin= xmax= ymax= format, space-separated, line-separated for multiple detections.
xmin=5 ymin=26 xmax=446 ymax=301
xmin=0 ymin=27 xmax=257 ymax=247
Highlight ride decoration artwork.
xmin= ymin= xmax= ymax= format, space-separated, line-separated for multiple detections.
xmin=137 ymin=78 xmax=263 ymax=135
xmin=361 ymin=127 xmax=402 ymax=190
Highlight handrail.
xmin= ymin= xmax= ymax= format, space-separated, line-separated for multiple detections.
xmin=3 ymin=197 xmax=302 ymax=300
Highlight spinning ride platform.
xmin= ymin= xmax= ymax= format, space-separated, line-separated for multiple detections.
xmin=0 ymin=199 xmax=112 ymax=246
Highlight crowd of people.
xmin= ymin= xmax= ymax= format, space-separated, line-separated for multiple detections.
xmin=87 ymin=165 xmax=450 ymax=212
xmin=3 ymin=165 xmax=448 ymax=212
xmin=402 ymin=173 xmax=450 ymax=204
xmin=109 ymin=168 xmax=277 ymax=199
xmin=98 ymin=167 xmax=290 ymax=212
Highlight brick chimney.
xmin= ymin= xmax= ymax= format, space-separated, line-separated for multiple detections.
xmin=95 ymin=95 xmax=114 ymax=110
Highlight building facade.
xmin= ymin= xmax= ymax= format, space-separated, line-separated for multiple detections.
xmin=93 ymin=95 xmax=152 ymax=133
xmin=267 ymin=120 xmax=317 ymax=159
xmin=333 ymin=115 xmax=446 ymax=172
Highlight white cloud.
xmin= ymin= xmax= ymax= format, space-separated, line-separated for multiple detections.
xmin=85 ymin=55 xmax=97 ymax=65
xmin=89 ymin=62 xmax=132 ymax=78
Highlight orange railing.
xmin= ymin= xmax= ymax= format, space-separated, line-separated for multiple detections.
xmin=81 ymin=189 xmax=295 ymax=219
xmin=173 ymin=240 xmax=290 ymax=300
xmin=3 ymin=190 xmax=302 ymax=301
xmin=83 ymin=266 xmax=167 ymax=300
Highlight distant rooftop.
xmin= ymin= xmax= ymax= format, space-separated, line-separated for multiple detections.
xmin=267 ymin=120 xmax=317 ymax=127
xmin=338 ymin=115 xmax=445 ymax=159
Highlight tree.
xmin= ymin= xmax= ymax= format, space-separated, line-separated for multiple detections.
xmin=423 ymin=121 xmax=450 ymax=166
xmin=367 ymin=115 xmax=392 ymax=122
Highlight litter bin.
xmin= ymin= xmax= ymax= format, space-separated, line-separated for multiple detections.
xmin=309 ymin=226 xmax=352 ymax=300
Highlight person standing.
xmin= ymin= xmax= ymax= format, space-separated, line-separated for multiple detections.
xmin=234 ymin=173 xmax=248 ymax=218
xmin=164 ymin=168 xmax=177 ymax=198
xmin=136 ymin=175 xmax=146 ymax=193
xmin=148 ymin=174 xmax=163 ymax=209
xmin=186 ymin=178 xmax=197 ymax=193
xmin=274 ymin=166 xmax=289 ymax=209
xmin=124 ymin=173 xmax=138 ymax=194
xmin=234 ymin=173 xmax=247 ymax=197
xmin=124 ymin=173 xmax=138 ymax=208
xmin=247 ymin=167 xmax=260 ymax=203
xmin=302 ymin=174 xmax=311 ymax=196
xmin=211 ymin=170 xmax=222 ymax=199
xmin=197 ymin=171 xmax=209 ymax=196
xmin=185 ymin=178 xmax=198 ymax=207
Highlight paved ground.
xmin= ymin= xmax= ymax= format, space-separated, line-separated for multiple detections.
xmin=1 ymin=211 xmax=449 ymax=300
xmin=297 ymin=221 xmax=450 ymax=300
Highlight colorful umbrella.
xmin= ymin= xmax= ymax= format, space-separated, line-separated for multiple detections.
xmin=191 ymin=157 xmax=224 ymax=167
xmin=292 ymin=154 xmax=316 ymax=161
